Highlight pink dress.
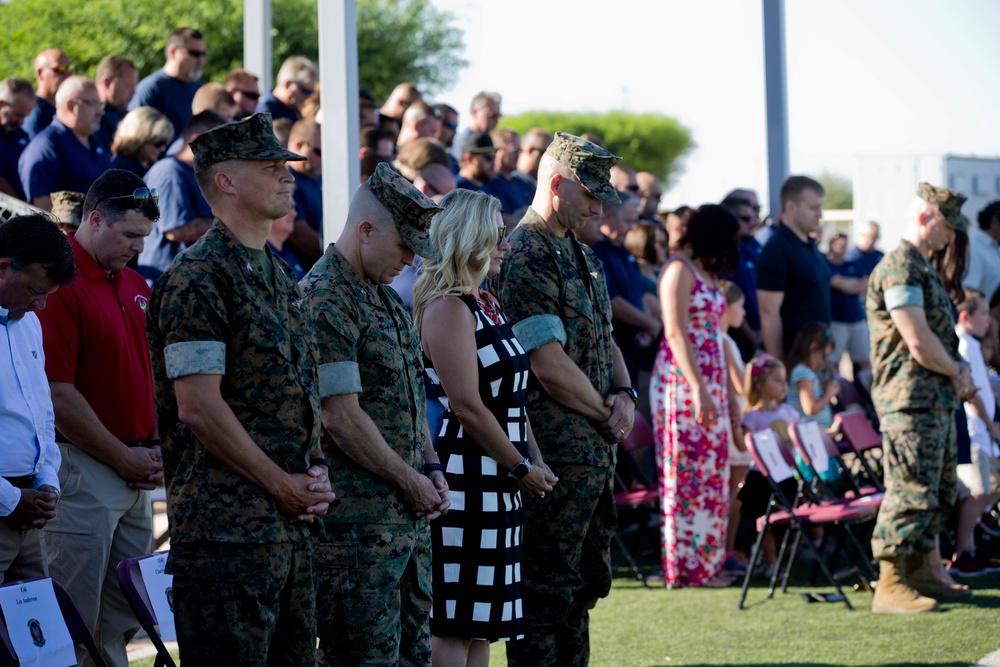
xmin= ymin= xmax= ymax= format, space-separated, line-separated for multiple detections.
xmin=650 ymin=258 xmax=730 ymax=587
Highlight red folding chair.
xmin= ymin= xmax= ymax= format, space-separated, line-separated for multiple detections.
xmin=837 ymin=410 xmax=885 ymax=493
xmin=737 ymin=429 xmax=879 ymax=610
xmin=0 ymin=577 xmax=108 ymax=667
xmin=612 ymin=411 xmax=659 ymax=588
xmin=787 ymin=420 xmax=881 ymax=581
xmin=116 ymin=553 xmax=176 ymax=667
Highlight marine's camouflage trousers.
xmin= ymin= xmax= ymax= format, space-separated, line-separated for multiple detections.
xmin=506 ymin=462 xmax=616 ymax=667
xmin=168 ymin=538 xmax=317 ymax=667
xmin=314 ymin=521 xmax=432 ymax=667
xmin=871 ymin=411 xmax=958 ymax=559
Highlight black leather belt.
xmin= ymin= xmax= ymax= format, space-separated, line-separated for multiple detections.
xmin=3 ymin=474 xmax=36 ymax=489
xmin=122 ymin=439 xmax=161 ymax=449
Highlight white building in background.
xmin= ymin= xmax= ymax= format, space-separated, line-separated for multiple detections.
xmin=853 ymin=154 xmax=1000 ymax=252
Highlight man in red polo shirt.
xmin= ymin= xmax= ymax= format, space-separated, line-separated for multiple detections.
xmin=37 ymin=168 xmax=162 ymax=667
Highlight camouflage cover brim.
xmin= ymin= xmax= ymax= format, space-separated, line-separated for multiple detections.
xmin=581 ymin=171 xmax=621 ymax=204
xmin=399 ymin=224 xmax=436 ymax=260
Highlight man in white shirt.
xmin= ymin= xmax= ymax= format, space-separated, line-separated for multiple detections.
xmin=0 ymin=213 xmax=75 ymax=583
xmin=962 ymin=201 xmax=1000 ymax=301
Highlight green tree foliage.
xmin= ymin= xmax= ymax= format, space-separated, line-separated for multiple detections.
xmin=501 ymin=111 xmax=694 ymax=185
xmin=818 ymin=170 xmax=853 ymax=209
xmin=0 ymin=0 xmax=465 ymax=101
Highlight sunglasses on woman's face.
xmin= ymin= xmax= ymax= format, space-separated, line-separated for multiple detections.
xmin=495 ymin=225 xmax=509 ymax=247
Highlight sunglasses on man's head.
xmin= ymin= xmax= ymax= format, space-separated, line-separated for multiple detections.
xmin=47 ymin=64 xmax=72 ymax=75
xmin=97 ymin=187 xmax=159 ymax=209
xmin=237 ymin=89 xmax=261 ymax=100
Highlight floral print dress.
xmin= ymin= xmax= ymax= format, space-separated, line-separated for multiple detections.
xmin=650 ymin=257 xmax=730 ymax=587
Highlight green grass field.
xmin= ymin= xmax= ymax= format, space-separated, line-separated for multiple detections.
xmin=130 ymin=568 xmax=1000 ymax=667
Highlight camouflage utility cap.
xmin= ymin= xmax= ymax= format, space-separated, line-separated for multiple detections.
xmin=50 ymin=190 xmax=85 ymax=227
xmin=918 ymin=182 xmax=967 ymax=232
xmin=191 ymin=112 xmax=306 ymax=171
xmin=545 ymin=132 xmax=621 ymax=205
xmin=366 ymin=161 xmax=442 ymax=259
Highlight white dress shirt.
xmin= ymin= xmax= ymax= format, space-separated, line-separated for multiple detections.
xmin=0 ymin=306 xmax=60 ymax=516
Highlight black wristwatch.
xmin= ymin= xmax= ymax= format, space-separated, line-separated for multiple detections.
xmin=509 ymin=459 xmax=532 ymax=480
xmin=609 ymin=386 xmax=639 ymax=406
xmin=310 ymin=457 xmax=333 ymax=475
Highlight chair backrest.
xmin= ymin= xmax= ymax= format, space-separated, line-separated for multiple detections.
xmin=838 ymin=410 xmax=882 ymax=453
xmin=745 ymin=429 xmax=797 ymax=482
xmin=616 ymin=411 xmax=658 ymax=492
xmin=116 ymin=556 xmax=160 ymax=630
xmin=621 ymin=410 xmax=654 ymax=453
xmin=789 ymin=420 xmax=833 ymax=475
xmin=0 ymin=577 xmax=108 ymax=667
xmin=116 ymin=551 xmax=177 ymax=664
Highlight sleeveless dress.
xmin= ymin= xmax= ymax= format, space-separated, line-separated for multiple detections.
xmin=650 ymin=257 xmax=731 ymax=587
xmin=427 ymin=292 xmax=529 ymax=641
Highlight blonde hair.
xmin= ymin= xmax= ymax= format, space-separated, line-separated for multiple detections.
xmin=412 ymin=189 xmax=502 ymax=331
xmin=111 ymin=106 xmax=175 ymax=158
xmin=743 ymin=355 xmax=785 ymax=415
xmin=720 ymin=279 xmax=744 ymax=305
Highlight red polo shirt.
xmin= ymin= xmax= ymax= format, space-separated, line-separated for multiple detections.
xmin=38 ymin=234 xmax=155 ymax=441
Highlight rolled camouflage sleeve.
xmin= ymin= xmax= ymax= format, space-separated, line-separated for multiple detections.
xmin=497 ymin=246 xmax=562 ymax=331
xmin=310 ymin=290 xmax=363 ymax=398
xmin=880 ymin=261 xmax=926 ymax=312
xmin=154 ymin=261 xmax=231 ymax=378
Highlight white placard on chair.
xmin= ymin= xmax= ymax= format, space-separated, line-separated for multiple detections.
xmin=754 ymin=429 xmax=796 ymax=482
xmin=138 ymin=552 xmax=176 ymax=641
xmin=0 ymin=578 xmax=77 ymax=667
xmin=797 ymin=421 xmax=830 ymax=474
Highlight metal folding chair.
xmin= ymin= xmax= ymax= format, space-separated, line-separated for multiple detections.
xmin=737 ymin=429 xmax=879 ymax=611
xmin=837 ymin=410 xmax=885 ymax=493
xmin=612 ymin=411 xmax=660 ymax=588
xmin=116 ymin=553 xmax=177 ymax=667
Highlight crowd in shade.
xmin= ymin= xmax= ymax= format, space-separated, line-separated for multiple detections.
xmin=1 ymin=22 xmax=1000 ymax=667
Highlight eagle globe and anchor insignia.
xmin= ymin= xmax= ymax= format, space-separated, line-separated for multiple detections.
xmin=28 ymin=618 xmax=45 ymax=647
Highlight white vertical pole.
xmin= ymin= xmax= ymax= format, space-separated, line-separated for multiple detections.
xmin=318 ymin=0 xmax=359 ymax=245
xmin=762 ymin=0 xmax=789 ymax=217
xmin=243 ymin=0 xmax=273 ymax=93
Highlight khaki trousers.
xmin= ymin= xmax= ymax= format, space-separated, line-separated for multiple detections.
xmin=42 ymin=444 xmax=152 ymax=667
xmin=0 ymin=517 xmax=47 ymax=584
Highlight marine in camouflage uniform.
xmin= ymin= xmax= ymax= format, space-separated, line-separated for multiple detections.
xmin=301 ymin=162 xmax=447 ymax=666
xmin=146 ymin=113 xmax=332 ymax=665
xmin=867 ymin=183 xmax=967 ymax=562
xmin=491 ymin=133 xmax=635 ymax=666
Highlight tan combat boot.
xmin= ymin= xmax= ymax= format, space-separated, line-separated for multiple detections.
xmin=905 ymin=552 xmax=973 ymax=601
xmin=871 ymin=558 xmax=940 ymax=614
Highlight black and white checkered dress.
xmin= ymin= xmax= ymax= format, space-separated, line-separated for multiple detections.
xmin=427 ymin=293 xmax=530 ymax=641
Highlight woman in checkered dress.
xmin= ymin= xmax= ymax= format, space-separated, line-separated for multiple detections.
xmin=413 ymin=189 xmax=557 ymax=666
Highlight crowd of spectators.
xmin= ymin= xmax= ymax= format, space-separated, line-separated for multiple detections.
xmin=2 ymin=21 xmax=1000 ymax=667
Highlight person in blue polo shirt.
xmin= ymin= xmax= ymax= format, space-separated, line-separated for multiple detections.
xmin=257 ymin=56 xmax=317 ymax=122
xmin=0 ymin=77 xmax=35 ymax=200
xmin=23 ymin=49 xmax=72 ymax=139
xmin=591 ymin=192 xmax=662 ymax=382
xmin=129 ymin=27 xmax=205 ymax=145
xmin=757 ymin=175 xmax=832 ymax=358
xmin=18 ymin=76 xmax=110 ymax=212
xmin=137 ymin=111 xmax=223 ymax=283
xmin=285 ymin=118 xmax=323 ymax=268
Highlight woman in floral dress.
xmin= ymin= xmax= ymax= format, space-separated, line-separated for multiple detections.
xmin=651 ymin=204 xmax=740 ymax=588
